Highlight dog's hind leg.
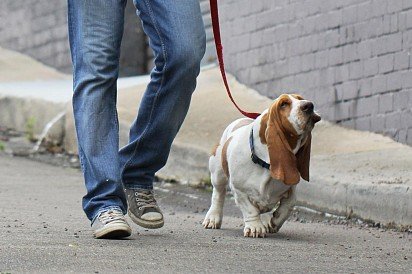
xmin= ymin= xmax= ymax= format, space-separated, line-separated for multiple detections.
xmin=203 ymin=153 xmax=228 ymax=229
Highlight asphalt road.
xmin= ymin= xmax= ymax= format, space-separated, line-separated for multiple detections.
xmin=0 ymin=154 xmax=411 ymax=273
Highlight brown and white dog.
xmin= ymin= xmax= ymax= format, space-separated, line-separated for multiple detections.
xmin=202 ymin=94 xmax=321 ymax=238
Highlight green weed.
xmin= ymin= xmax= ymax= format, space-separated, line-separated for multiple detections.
xmin=25 ymin=116 xmax=37 ymax=142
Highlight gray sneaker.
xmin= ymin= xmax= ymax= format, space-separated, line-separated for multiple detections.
xmin=92 ymin=209 xmax=132 ymax=239
xmin=125 ymin=188 xmax=164 ymax=229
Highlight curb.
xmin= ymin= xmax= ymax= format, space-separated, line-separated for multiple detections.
xmin=0 ymin=95 xmax=66 ymax=137
xmin=297 ymin=176 xmax=411 ymax=228
xmin=158 ymin=143 xmax=210 ymax=185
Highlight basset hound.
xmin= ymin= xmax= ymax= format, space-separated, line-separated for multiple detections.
xmin=202 ymin=94 xmax=321 ymax=238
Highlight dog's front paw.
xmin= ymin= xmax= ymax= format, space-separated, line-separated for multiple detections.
xmin=243 ymin=220 xmax=267 ymax=238
xmin=270 ymin=211 xmax=287 ymax=233
xmin=260 ymin=213 xmax=277 ymax=233
xmin=202 ymin=211 xmax=222 ymax=229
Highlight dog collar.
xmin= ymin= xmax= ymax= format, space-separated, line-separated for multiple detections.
xmin=249 ymin=127 xmax=270 ymax=170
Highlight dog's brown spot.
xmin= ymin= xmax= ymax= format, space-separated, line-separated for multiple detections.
xmin=231 ymin=119 xmax=253 ymax=133
xmin=259 ymin=113 xmax=268 ymax=144
xmin=211 ymin=143 xmax=219 ymax=156
xmin=221 ymin=136 xmax=233 ymax=178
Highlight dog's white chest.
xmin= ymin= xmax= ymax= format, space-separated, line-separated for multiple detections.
xmin=266 ymin=178 xmax=292 ymax=199
xmin=256 ymin=177 xmax=292 ymax=212
xmin=232 ymin=169 xmax=292 ymax=212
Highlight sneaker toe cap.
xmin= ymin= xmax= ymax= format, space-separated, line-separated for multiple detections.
xmin=141 ymin=212 xmax=163 ymax=221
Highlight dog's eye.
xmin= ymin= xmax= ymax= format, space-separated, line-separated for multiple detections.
xmin=280 ymin=101 xmax=289 ymax=108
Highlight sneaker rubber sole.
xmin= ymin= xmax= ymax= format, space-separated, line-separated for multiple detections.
xmin=93 ymin=224 xmax=132 ymax=239
xmin=128 ymin=212 xmax=164 ymax=229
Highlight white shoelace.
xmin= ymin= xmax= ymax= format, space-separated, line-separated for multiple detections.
xmin=98 ymin=210 xmax=124 ymax=224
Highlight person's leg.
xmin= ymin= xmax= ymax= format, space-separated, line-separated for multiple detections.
xmin=120 ymin=0 xmax=206 ymax=228
xmin=68 ymin=0 xmax=128 ymax=224
xmin=120 ymin=0 xmax=206 ymax=188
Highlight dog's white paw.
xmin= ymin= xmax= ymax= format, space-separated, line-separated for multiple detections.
xmin=243 ymin=220 xmax=267 ymax=238
xmin=202 ymin=211 xmax=222 ymax=229
xmin=270 ymin=210 xmax=289 ymax=233
xmin=260 ymin=213 xmax=277 ymax=233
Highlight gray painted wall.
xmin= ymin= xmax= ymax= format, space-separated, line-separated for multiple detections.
xmin=145 ymin=0 xmax=216 ymax=68
xmin=0 ymin=0 xmax=71 ymax=72
xmin=200 ymin=0 xmax=217 ymax=65
xmin=0 ymin=0 xmax=147 ymax=76
xmin=0 ymin=0 xmax=215 ymax=75
xmin=218 ymin=0 xmax=412 ymax=146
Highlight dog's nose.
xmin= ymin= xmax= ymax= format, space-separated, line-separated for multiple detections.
xmin=300 ymin=101 xmax=314 ymax=113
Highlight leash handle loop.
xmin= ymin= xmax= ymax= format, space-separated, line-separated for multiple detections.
xmin=210 ymin=0 xmax=260 ymax=120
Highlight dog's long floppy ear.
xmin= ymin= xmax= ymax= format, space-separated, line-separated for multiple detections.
xmin=265 ymin=103 xmax=301 ymax=185
xmin=296 ymin=132 xmax=311 ymax=182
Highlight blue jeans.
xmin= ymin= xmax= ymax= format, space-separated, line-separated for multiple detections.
xmin=68 ymin=0 xmax=206 ymax=222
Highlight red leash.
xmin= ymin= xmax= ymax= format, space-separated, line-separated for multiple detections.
xmin=209 ymin=0 xmax=260 ymax=120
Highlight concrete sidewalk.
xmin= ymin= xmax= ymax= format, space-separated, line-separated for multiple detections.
xmin=1 ymin=155 xmax=411 ymax=273
xmin=1 ymin=47 xmax=411 ymax=228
